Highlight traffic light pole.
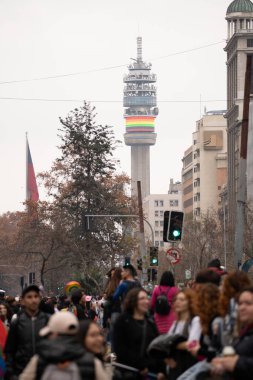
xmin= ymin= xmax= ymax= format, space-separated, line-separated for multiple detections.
xmin=137 ymin=181 xmax=148 ymax=284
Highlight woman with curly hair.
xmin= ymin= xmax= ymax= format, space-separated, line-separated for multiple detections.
xmin=219 ymin=271 xmax=251 ymax=346
xmin=176 ymin=285 xmax=222 ymax=380
xmin=211 ymin=287 xmax=253 ymax=380
xmin=165 ymin=289 xmax=201 ymax=380
xmin=188 ymin=283 xmax=221 ymax=361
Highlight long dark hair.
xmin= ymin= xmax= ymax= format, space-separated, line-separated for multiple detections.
xmin=105 ymin=268 xmax=122 ymax=297
xmin=0 ymin=302 xmax=13 ymax=323
xmin=123 ymin=287 xmax=147 ymax=315
xmin=160 ymin=271 xmax=175 ymax=287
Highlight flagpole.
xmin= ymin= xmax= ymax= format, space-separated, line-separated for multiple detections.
xmin=26 ymin=132 xmax=28 ymax=202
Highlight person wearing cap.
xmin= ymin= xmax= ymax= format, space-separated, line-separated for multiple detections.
xmin=4 ymin=285 xmax=49 ymax=380
xmin=20 ymin=312 xmax=109 ymax=380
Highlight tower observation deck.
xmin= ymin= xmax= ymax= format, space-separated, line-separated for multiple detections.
xmin=124 ymin=37 xmax=158 ymax=198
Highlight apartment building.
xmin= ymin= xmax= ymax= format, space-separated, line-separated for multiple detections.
xmin=182 ymin=111 xmax=227 ymax=217
xmin=143 ymin=179 xmax=182 ymax=249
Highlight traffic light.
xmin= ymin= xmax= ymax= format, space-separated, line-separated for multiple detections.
xmin=29 ymin=272 xmax=35 ymax=285
xmin=169 ymin=211 xmax=184 ymax=241
xmin=150 ymin=247 xmax=158 ymax=266
xmin=124 ymin=257 xmax=131 ymax=266
xmin=137 ymin=258 xmax=142 ymax=270
xmin=151 ymin=268 xmax=158 ymax=282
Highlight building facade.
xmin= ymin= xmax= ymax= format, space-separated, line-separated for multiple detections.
xmin=225 ymin=0 xmax=253 ymax=223
xmin=123 ymin=37 xmax=158 ymax=199
xmin=182 ymin=111 xmax=227 ymax=217
xmin=143 ymin=179 xmax=182 ymax=249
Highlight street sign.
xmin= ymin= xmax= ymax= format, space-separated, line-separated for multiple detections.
xmin=185 ymin=269 xmax=191 ymax=280
xmin=166 ymin=248 xmax=181 ymax=265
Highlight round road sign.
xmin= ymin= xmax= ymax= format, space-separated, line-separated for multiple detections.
xmin=166 ymin=248 xmax=181 ymax=265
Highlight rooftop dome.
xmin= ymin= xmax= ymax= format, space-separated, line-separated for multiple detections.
xmin=227 ymin=0 xmax=253 ymax=14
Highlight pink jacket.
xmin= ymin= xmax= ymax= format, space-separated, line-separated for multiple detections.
xmin=151 ymin=285 xmax=179 ymax=334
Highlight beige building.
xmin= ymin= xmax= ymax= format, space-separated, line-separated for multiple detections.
xmin=225 ymin=0 xmax=253 ymax=223
xmin=143 ymin=179 xmax=182 ymax=249
xmin=182 ymin=111 xmax=228 ymax=217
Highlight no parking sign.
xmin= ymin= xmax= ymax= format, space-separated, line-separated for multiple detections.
xmin=166 ymin=248 xmax=181 ymax=265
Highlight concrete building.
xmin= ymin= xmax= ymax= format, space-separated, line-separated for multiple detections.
xmin=143 ymin=179 xmax=182 ymax=249
xmin=123 ymin=37 xmax=158 ymax=199
xmin=225 ymin=0 xmax=253 ymax=223
xmin=182 ymin=111 xmax=228 ymax=217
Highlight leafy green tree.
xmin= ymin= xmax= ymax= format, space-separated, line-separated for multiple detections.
xmin=40 ymin=102 xmax=137 ymax=285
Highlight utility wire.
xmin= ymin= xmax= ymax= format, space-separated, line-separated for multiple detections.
xmin=0 ymin=40 xmax=224 ymax=86
xmin=0 ymin=97 xmax=228 ymax=103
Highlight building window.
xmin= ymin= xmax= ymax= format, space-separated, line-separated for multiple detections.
xmin=183 ymin=169 xmax=193 ymax=183
xmin=169 ymin=200 xmax=179 ymax=207
xmin=154 ymin=200 xmax=159 ymax=207
xmin=155 ymin=241 xmax=159 ymax=247
xmin=160 ymin=200 xmax=164 ymax=207
xmin=155 ymin=210 xmax=159 ymax=217
xmin=160 ymin=210 xmax=164 ymax=217
xmin=160 ymin=221 xmax=163 ymax=227
xmin=194 ymin=193 xmax=200 ymax=202
xmin=218 ymin=186 xmax=221 ymax=190
xmin=194 ymin=178 xmax=200 ymax=187
xmin=184 ymin=198 xmax=193 ymax=208
xmin=160 ymin=241 xmax=164 ymax=247
xmin=155 ymin=221 xmax=159 ymax=227
xmin=184 ymin=152 xmax=193 ymax=167
xmin=194 ymin=208 xmax=201 ymax=216
xmin=247 ymin=39 xmax=253 ymax=47
xmin=183 ymin=184 xmax=193 ymax=195
xmin=155 ymin=231 xmax=159 ymax=237
xmin=160 ymin=231 xmax=163 ymax=237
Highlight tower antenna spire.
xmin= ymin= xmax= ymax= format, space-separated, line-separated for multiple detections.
xmin=123 ymin=37 xmax=158 ymax=199
xmin=137 ymin=36 xmax=142 ymax=62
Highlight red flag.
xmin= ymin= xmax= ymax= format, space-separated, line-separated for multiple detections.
xmin=26 ymin=140 xmax=39 ymax=201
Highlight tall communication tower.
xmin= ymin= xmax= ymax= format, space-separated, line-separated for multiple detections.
xmin=123 ymin=37 xmax=158 ymax=198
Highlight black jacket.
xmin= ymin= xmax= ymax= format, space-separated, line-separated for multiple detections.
xmin=4 ymin=310 xmax=49 ymax=378
xmin=233 ymin=326 xmax=253 ymax=380
xmin=113 ymin=312 xmax=163 ymax=373
xmin=36 ymin=335 xmax=95 ymax=380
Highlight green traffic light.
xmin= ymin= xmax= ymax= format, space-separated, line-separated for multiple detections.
xmin=152 ymin=258 xmax=158 ymax=264
xmin=172 ymin=229 xmax=181 ymax=238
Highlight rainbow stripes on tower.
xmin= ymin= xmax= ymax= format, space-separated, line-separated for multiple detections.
xmin=125 ymin=116 xmax=155 ymax=133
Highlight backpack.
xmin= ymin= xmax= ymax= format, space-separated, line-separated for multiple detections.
xmin=155 ymin=286 xmax=171 ymax=315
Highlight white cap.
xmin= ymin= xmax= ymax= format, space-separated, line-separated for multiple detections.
xmin=39 ymin=311 xmax=79 ymax=337
xmin=222 ymin=346 xmax=236 ymax=357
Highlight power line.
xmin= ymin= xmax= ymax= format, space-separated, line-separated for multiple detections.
xmin=0 ymin=40 xmax=224 ymax=86
xmin=0 ymin=97 xmax=228 ymax=103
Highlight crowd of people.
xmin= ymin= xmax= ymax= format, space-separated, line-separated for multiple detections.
xmin=0 ymin=259 xmax=253 ymax=380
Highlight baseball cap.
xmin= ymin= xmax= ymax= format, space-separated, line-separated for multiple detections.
xmin=39 ymin=311 xmax=79 ymax=337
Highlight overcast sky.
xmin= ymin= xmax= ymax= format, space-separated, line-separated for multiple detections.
xmin=0 ymin=0 xmax=232 ymax=213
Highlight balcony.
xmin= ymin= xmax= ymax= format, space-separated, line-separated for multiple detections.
xmin=123 ymin=96 xmax=157 ymax=107
xmin=124 ymin=74 xmax=157 ymax=83
xmin=124 ymin=107 xmax=159 ymax=117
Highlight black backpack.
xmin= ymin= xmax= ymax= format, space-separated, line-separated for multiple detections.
xmin=155 ymin=286 xmax=171 ymax=315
